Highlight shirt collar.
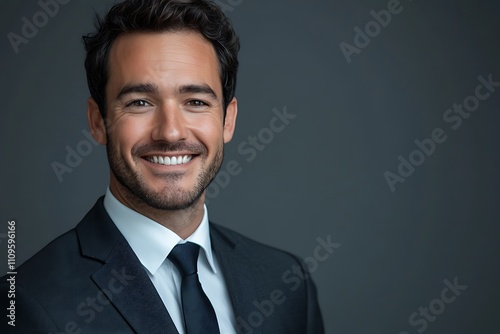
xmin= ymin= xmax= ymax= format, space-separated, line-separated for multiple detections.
xmin=103 ymin=188 xmax=217 ymax=275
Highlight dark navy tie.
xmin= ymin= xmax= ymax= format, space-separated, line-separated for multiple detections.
xmin=168 ymin=242 xmax=220 ymax=334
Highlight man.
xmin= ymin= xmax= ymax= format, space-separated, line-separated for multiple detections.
xmin=1 ymin=0 xmax=324 ymax=333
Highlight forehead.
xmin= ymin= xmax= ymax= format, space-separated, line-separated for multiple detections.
xmin=107 ymin=31 xmax=221 ymax=96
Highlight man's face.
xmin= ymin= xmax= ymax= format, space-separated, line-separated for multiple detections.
xmin=89 ymin=31 xmax=237 ymax=211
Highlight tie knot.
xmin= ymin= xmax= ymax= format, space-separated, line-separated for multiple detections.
xmin=168 ymin=242 xmax=200 ymax=277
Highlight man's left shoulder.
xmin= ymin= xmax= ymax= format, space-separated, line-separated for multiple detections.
xmin=209 ymin=223 xmax=325 ymax=333
xmin=209 ymin=222 xmax=306 ymax=274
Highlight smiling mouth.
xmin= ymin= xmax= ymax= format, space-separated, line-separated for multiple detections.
xmin=147 ymin=155 xmax=193 ymax=166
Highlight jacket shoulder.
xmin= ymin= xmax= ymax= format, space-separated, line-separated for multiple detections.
xmin=209 ymin=222 xmax=309 ymax=278
xmin=16 ymin=228 xmax=80 ymax=281
xmin=209 ymin=223 xmax=325 ymax=334
xmin=210 ymin=222 xmax=302 ymax=261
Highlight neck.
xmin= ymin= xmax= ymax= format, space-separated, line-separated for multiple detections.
xmin=109 ymin=183 xmax=205 ymax=240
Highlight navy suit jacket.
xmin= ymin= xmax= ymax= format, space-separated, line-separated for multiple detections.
xmin=1 ymin=197 xmax=324 ymax=333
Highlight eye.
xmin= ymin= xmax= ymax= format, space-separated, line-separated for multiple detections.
xmin=126 ymin=100 xmax=151 ymax=107
xmin=187 ymin=100 xmax=209 ymax=107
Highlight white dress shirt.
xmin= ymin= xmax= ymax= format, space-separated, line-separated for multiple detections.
xmin=103 ymin=188 xmax=237 ymax=334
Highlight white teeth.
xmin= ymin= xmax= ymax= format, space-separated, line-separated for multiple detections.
xmin=149 ymin=155 xmax=193 ymax=166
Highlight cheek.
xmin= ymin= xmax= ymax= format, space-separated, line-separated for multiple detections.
xmin=109 ymin=117 xmax=149 ymax=154
xmin=187 ymin=113 xmax=224 ymax=141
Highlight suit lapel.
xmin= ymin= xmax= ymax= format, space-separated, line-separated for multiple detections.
xmin=77 ymin=197 xmax=178 ymax=334
xmin=92 ymin=238 xmax=178 ymax=333
xmin=210 ymin=224 xmax=263 ymax=334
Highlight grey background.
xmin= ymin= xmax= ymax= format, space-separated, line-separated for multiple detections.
xmin=1 ymin=0 xmax=499 ymax=333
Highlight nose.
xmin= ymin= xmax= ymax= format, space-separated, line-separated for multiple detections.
xmin=151 ymin=102 xmax=188 ymax=143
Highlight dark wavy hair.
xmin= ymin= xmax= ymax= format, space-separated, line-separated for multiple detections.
xmin=82 ymin=0 xmax=240 ymax=117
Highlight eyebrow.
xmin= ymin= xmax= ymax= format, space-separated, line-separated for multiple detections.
xmin=116 ymin=83 xmax=159 ymax=100
xmin=179 ymin=84 xmax=218 ymax=100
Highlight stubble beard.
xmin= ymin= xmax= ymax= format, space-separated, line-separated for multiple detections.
xmin=106 ymin=138 xmax=223 ymax=211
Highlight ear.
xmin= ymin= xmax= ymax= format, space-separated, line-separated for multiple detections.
xmin=87 ymin=98 xmax=107 ymax=145
xmin=223 ymin=97 xmax=238 ymax=143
